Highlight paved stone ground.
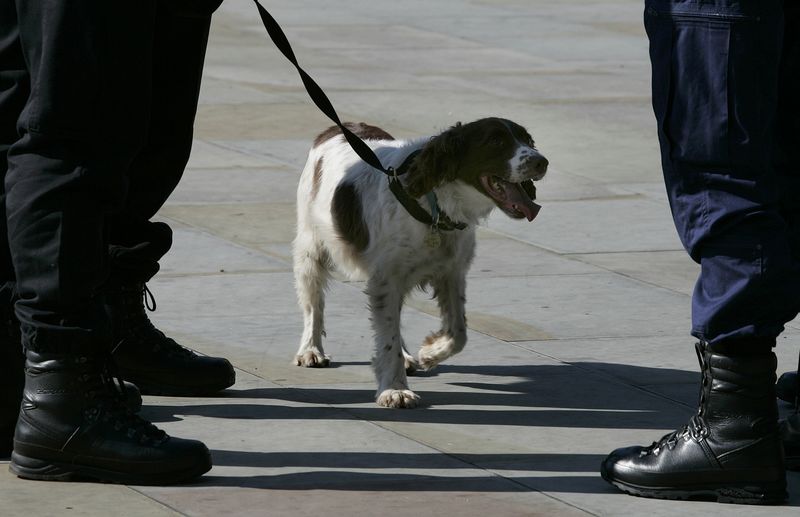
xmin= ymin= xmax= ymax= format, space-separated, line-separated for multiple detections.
xmin=2 ymin=1 xmax=799 ymax=515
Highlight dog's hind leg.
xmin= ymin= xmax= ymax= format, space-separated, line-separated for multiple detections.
xmin=367 ymin=275 xmax=420 ymax=408
xmin=401 ymin=343 xmax=419 ymax=376
xmin=293 ymin=233 xmax=332 ymax=367
xmin=418 ymin=270 xmax=468 ymax=370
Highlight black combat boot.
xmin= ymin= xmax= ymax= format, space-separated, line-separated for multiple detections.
xmin=106 ymin=283 xmax=235 ymax=395
xmin=778 ymin=350 xmax=800 ymax=471
xmin=2 ymin=313 xmax=142 ymax=458
xmin=776 ymin=371 xmax=798 ymax=405
xmin=601 ymin=341 xmax=786 ymax=504
xmin=10 ymin=350 xmax=211 ymax=484
xmin=106 ymin=358 xmax=143 ymax=414
xmin=782 ymin=413 xmax=800 ymax=471
xmin=0 ymin=310 xmax=24 ymax=457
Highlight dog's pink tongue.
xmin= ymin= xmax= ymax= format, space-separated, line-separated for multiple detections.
xmin=506 ymin=182 xmax=541 ymax=221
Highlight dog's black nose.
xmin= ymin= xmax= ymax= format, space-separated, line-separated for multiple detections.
xmin=531 ymin=156 xmax=548 ymax=176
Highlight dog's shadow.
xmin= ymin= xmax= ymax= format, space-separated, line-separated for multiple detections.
xmin=150 ymin=363 xmax=800 ymax=500
xmin=144 ymin=362 xmax=699 ymax=430
xmin=193 ymin=450 xmax=612 ymax=494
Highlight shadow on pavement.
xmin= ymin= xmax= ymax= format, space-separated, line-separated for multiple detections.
xmin=149 ymin=362 xmax=799 ymax=501
xmin=194 ymin=470 xmax=613 ymax=494
xmin=143 ymin=362 xmax=699 ymax=430
xmin=210 ymin=450 xmax=607 ymax=471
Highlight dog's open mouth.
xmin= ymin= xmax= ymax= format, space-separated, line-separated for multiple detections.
xmin=480 ymin=176 xmax=541 ymax=221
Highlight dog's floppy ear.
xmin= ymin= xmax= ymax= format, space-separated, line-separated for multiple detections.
xmin=405 ymin=123 xmax=464 ymax=198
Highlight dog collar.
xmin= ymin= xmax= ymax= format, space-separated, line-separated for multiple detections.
xmin=388 ymin=150 xmax=467 ymax=232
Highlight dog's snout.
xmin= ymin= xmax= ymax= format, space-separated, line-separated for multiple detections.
xmin=528 ymin=155 xmax=548 ymax=179
xmin=534 ymin=156 xmax=548 ymax=174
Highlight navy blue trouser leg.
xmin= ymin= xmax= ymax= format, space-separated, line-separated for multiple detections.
xmin=776 ymin=5 xmax=800 ymax=260
xmin=645 ymin=0 xmax=800 ymax=346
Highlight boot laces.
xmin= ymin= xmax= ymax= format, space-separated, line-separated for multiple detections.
xmin=80 ymin=355 xmax=167 ymax=445
xmin=117 ymin=284 xmax=197 ymax=360
xmin=642 ymin=343 xmax=711 ymax=457
xmin=643 ymin=415 xmax=709 ymax=457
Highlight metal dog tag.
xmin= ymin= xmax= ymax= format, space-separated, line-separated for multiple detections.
xmin=424 ymin=227 xmax=441 ymax=249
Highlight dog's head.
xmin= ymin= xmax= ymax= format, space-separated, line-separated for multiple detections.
xmin=406 ymin=118 xmax=548 ymax=221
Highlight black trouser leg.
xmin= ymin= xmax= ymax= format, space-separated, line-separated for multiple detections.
xmin=5 ymin=0 xmax=156 ymax=352
xmin=100 ymin=0 xmax=236 ymax=397
xmin=1 ymin=0 xmax=212 ymax=484
xmin=107 ymin=1 xmax=219 ymax=285
xmin=0 ymin=0 xmax=28 ymax=455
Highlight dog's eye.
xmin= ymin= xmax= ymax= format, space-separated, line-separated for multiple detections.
xmin=489 ymin=136 xmax=505 ymax=147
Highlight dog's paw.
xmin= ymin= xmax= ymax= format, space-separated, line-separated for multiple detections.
xmin=417 ymin=352 xmax=440 ymax=371
xmin=376 ymin=389 xmax=421 ymax=408
xmin=418 ymin=333 xmax=461 ymax=370
xmin=294 ymin=350 xmax=331 ymax=368
xmin=417 ymin=343 xmax=448 ymax=370
xmin=404 ymin=353 xmax=419 ymax=376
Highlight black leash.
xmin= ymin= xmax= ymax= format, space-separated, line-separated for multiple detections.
xmin=251 ymin=0 xmax=466 ymax=233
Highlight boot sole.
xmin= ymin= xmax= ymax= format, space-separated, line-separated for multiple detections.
xmin=124 ymin=371 xmax=236 ymax=397
xmin=602 ymin=473 xmax=787 ymax=505
xmin=134 ymin=378 xmax=235 ymax=397
xmin=8 ymin=451 xmax=211 ymax=486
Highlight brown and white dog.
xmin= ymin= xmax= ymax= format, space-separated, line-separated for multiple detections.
xmin=292 ymin=118 xmax=548 ymax=408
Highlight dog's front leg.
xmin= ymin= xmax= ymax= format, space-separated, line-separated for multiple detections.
xmin=292 ymin=236 xmax=331 ymax=368
xmin=367 ymin=277 xmax=420 ymax=408
xmin=418 ymin=270 xmax=468 ymax=370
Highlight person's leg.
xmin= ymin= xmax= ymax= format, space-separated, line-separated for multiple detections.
xmin=104 ymin=0 xmax=234 ymax=396
xmin=602 ymin=0 xmax=794 ymax=504
xmin=5 ymin=0 xmax=209 ymax=483
xmin=774 ymin=2 xmax=800 ymax=470
xmin=0 ymin=0 xmax=26 ymax=457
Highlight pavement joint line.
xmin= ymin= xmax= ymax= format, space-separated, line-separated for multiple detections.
xmin=201 ymin=139 xmax=302 ymax=169
xmin=125 ymin=486 xmax=188 ymax=517
xmin=540 ymin=193 xmax=644 ymax=202
xmin=476 ymin=226 xmax=582 ymax=257
xmin=180 ymin=164 xmax=296 ymax=171
xmin=329 ymin=274 xmax=684 ymax=344
xmin=199 ymin=369 xmax=604 ymax=516
xmin=563 ymin=249 xmax=685 ymax=255
xmin=564 ymin=255 xmax=693 ymax=298
xmin=156 ymin=215 xmax=295 ymax=263
xmin=154 ymin=213 xmax=293 ymax=264
xmin=184 ymin=164 xmax=297 ymax=172
xmin=157 ymin=268 xmax=293 ymax=279
xmin=209 ymin=139 xmax=298 ymax=165
xmin=333 ymin=404 xmax=604 ymax=511
xmin=480 ymin=470 xmax=601 ymax=517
